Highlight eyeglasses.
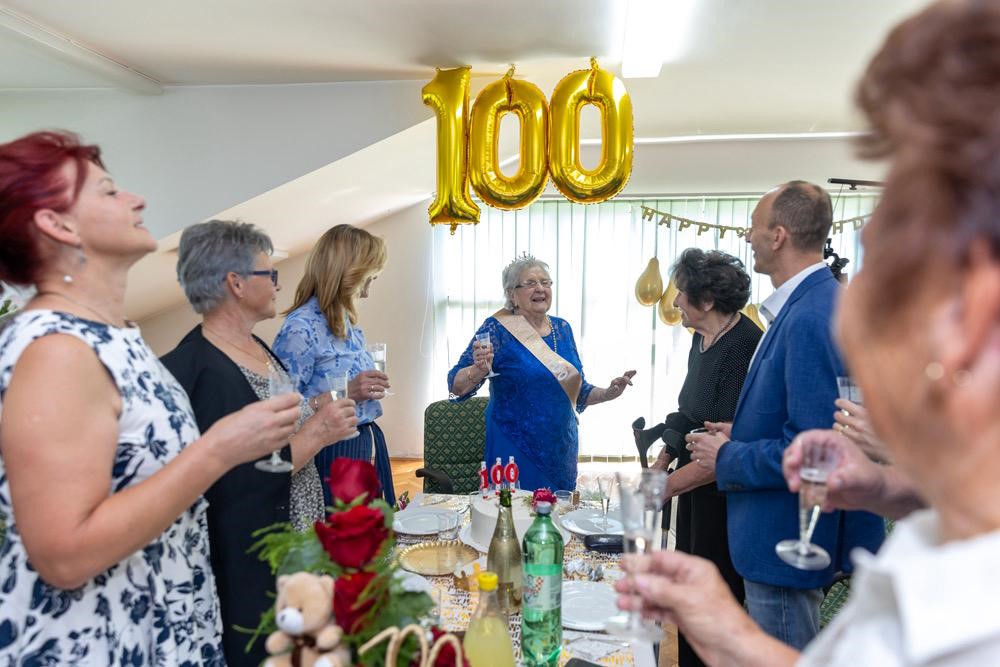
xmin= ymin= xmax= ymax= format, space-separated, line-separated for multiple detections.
xmin=515 ymin=279 xmax=553 ymax=289
xmin=249 ymin=269 xmax=279 ymax=285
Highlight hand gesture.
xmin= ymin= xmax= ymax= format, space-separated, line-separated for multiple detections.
xmin=206 ymin=393 xmax=301 ymax=467
xmin=686 ymin=429 xmax=728 ymax=470
xmin=783 ymin=429 xmax=885 ymax=512
xmin=303 ymin=397 xmax=359 ymax=446
xmin=833 ymin=399 xmax=892 ymax=463
xmin=703 ymin=421 xmax=733 ymax=439
xmin=349 ymin=370 xmax=390 ymax=402
xmin=605 ymin=370 xmax=636 ymax=400
xmin=471 ymin=340 xmax=494 ymax=375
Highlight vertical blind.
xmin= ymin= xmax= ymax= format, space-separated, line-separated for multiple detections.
xmin=431 ymin=193 xmax=878 ymax=457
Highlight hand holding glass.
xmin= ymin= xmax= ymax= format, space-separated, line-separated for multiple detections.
xmin=324 ymin=372 xmax=360 ymax=439
xmin=257 ymin=368 xmax=297 ymax=473
xmin=605 ymin=469 xmax=669 ymax=641
xmin=367 ymin=342 xmax=394 ymax=396
xmin=775 ymin=439 xmax=840 ymax=570
xmin=475 ymin=332 xmax=499 ymax=378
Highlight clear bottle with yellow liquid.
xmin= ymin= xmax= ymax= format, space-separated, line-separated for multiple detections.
xmin=463 ymin=572 xmax=516 ymax=667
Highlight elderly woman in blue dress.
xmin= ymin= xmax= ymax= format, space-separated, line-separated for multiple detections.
xmin=449 ymin=255 xmax=636 ymax=491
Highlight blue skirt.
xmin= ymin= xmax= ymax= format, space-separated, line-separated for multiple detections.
xmin=314 ymin=421 xmax=396 ymax=507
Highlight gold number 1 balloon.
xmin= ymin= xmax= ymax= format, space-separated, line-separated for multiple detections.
xmin=422 ymin=67 xmax=480 ymax=232
xmin=469 ymin=67 xmax=549 ymax=209
xmin=549 ymin=58 xmax=634 ymax=203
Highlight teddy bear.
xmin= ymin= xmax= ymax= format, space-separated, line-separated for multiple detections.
xmin=263 ymin=572 xmax=352 ymax=667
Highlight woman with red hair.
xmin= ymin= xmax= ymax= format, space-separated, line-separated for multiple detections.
xmin=0 ymin=130 xmax=301 ymax=664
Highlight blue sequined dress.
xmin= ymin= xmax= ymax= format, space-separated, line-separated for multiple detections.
xmin=447 ymin=315 xmax=594 ymax=491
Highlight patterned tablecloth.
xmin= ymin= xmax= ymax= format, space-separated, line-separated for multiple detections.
xmin=394 ymin=494 xmax=656 ymax=667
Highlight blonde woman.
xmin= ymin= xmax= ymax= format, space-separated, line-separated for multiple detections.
xmin=273 ymin=224 xmax=395 ymax=505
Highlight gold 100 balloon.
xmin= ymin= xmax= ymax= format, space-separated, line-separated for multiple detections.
xmin=422 ymin=59 xmax=634 ymax=232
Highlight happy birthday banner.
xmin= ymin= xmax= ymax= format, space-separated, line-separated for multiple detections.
xmin=640 ymin=205 xmax=871 ymax=238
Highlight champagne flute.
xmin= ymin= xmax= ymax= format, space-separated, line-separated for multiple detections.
xmin=597 ymin=475 xmax=615 ymax=531
xmin=256 ymin=367 xmax=297 ymax=473
xmin=605 ymin=469 xmax=669 ymax=641
xmin=367 ymin=342 xmax=394 ymax=396
xmin=775 ymin=440 xmax=840 ymax=570
xmin=323 ymin=371 xmax=359 ymax=439
xmin=475 ymin=332 xmax=499 ymax=378
xmin=836 ymin=375 xmax=863 ymax=414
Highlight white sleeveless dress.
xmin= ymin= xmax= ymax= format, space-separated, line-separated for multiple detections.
xmin=0 ymin=311 xmax=224 ymax=666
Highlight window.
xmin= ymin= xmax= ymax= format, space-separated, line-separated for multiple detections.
xmin=432 ymin=194 xmax=876 ymax=457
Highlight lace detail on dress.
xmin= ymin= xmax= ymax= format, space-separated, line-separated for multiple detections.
xmin=238 ymin=365 xmax=325 ymax=530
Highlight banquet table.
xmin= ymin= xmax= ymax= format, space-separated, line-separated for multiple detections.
xmin=394 ymin=493 xmax=657 ymax=667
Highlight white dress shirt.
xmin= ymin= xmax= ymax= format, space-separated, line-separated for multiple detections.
xmin=747 ymin=261 xmax=829 ymax=369
xmin=799 ymin=510 xmax=1000 ymax=666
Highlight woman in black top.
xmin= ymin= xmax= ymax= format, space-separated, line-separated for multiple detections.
xmin=633 ymin=248 xmax=761 ymax=667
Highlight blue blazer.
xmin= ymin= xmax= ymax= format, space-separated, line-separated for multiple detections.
xmin=715 ymin=268 xmax=885 ymax=589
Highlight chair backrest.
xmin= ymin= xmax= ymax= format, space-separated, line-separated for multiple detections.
xmin=423 ymin=397 xmax=489 ymax=494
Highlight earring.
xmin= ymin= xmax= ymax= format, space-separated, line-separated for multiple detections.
xmin=953 ymin=369 xmax=972 ymax=388
xmin=62 ymin=246 xmax=86 ymax=284
xmin=925 ymin=361 xmax=945 ymax=381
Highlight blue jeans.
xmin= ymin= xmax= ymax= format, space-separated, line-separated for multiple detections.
xmin=743 ymin=579 xmax=823 ymax=651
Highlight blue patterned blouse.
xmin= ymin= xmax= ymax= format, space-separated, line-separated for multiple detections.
xmin=272 ymin=297 xmax=382 ymax=425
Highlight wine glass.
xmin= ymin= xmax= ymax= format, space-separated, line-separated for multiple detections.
xmin=256 ymin=367 xmax=297 ymax=473
xmin=596 ymin=475 xmax=615 ymax=531
xmin=775 ymin=439 xmax=840 ymax=570
xmin=605 ymin=469 xmax=669 ymax=641
xmin=367 ymin=342 xmax=394 ymax=396
xmin=322 ymin=371 xmax=359 ymax=439
xmin=475 ymin=332 xmax=499 ymax=378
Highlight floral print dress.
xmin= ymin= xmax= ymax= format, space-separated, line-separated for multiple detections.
xmin=0 ymin=311 xmax=223 ymax=666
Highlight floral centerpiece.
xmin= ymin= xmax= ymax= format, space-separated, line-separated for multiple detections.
xmin=251 ymin=458 xmax=467 ymax=667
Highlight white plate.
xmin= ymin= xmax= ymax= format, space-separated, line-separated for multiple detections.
xmin=562 ymin=581 xmax=619 ymax=631
xmin=393 ymin=507 xmax=459 ymax=536
xmin=561 ymin=508 xmax=624 ymax=536
xmin=459 ymin=523 xmax=573 ymax=553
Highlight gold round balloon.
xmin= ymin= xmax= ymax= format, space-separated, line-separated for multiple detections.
xmin=422 ymin=67 xmax=480 ymax=231
xmin=635 ymin=257 xmax=664 ymax=306
xmin=469 ymin=72 xmax=549 ymax=209
xmin=742 ymin=303 xmax=765 ymax=330
xmin=549 ymin=58 xmax=634 ymax=203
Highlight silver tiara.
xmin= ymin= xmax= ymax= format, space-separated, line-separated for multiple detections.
xmin=503 ymin=251 xmax=536 ymax=273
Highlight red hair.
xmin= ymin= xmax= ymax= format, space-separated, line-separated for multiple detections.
xmin=0 ymin=130 xmax=104 ymax=285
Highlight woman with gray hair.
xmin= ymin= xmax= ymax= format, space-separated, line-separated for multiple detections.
xmin=448 ymin=254 xmax=635 ymax=490
xmin=161 ymin=220 xmax=358 ymax=667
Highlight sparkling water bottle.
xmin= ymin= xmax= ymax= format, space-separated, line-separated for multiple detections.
xmin=521 ymin=497 xmax=564 ymax=666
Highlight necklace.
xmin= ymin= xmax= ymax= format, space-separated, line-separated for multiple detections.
xmin=700 ymin=312 xmax=738 ymax=353
xmin=36 ymin=290 xmax=120 ymax=327
xmin=203 ymin=325 xmax=272 ymax=369
xmin=545 ymin=315 xmax=558 ymax=355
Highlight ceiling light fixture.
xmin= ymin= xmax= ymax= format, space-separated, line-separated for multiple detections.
xmin=620 ymin=0 xmax=698 ymax=79
xmin=0 ymin=7 xmax=162 ymax=95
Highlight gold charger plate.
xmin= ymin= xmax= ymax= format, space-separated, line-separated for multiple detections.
xmin=398 ymin=540 xmax=478 ymax=576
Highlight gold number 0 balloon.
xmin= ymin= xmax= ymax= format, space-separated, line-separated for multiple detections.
xmin=469 ymin=68 xmax=549 ymax=209
xmin=549 ymin=58 xmax=634 ymax=204
xmin=422 ymin=67 xmax=480 ymax=232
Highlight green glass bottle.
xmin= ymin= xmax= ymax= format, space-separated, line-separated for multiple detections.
xmin=521 ymin=498 xmax=564 ymax=666
xmin=487 ymin=488 xmax=523 ymax=614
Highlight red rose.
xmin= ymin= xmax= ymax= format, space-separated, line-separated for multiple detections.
xmin=532 ymin=488 xmax=557 ymax=510
xmin=315 ymin=505 xmax=388 ymax=570
xmin=334 ymin=571 xmax=378 ymax=633
xmin=327 ymin=458 xmax=381 ymax=505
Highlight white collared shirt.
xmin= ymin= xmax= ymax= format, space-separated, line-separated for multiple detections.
xmin=747 ymin=261 xmax=829 ymax=369
xmin=799 ymin=510 xmax=1000 ymax=666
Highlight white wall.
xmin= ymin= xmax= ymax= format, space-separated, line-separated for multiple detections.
xmin=0 ymin=81 xmax=430 ymax=239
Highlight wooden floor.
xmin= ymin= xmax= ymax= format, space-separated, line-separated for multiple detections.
xmin=389 ymin=458 xmax=680 ymax=667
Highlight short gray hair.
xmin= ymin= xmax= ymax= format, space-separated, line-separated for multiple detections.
xmin=501 ymin=255 xmax=550 ymax=310
xmin=176 ymin=220 xmax=274 ymax=314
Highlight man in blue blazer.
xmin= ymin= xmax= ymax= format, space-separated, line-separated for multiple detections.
xmin=687 ymin=181 xmax=885 ymax=650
